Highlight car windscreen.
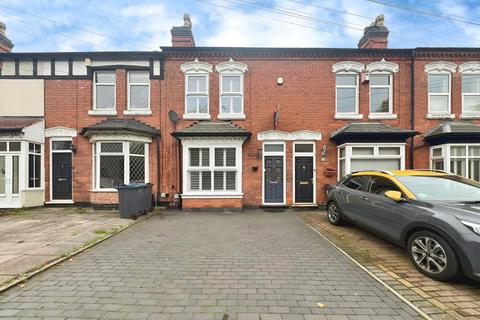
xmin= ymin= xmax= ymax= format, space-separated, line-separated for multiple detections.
xmin=396 ymin=175 xmax=480 ymax=202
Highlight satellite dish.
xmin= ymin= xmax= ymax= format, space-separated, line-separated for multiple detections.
xmin=168 ymin=110 xmax=180 ymax=123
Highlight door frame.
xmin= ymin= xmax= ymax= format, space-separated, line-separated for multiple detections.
xmin=292 ymin=141 xmax=316 ymax=205
xmin=49 ymin=138 xmax=74 ymax=203
xmin=0 ymin=150 xmax=21 ymax=208
xmin=262 ymin=141 xmax=286 ymax=206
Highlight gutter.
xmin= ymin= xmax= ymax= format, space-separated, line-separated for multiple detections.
xmin=410 ymin=50 xmax=416 ymax=168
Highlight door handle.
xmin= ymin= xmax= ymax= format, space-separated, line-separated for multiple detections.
xmin=361 ymin=195 xmax=369 ymax=201
xmin=57 ymin=178 xmax=67 ymax=181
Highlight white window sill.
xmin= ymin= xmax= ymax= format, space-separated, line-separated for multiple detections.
xmin=183 ymin=113 xmax=211 ymax=120
xmin=22 ymin=188 xmax=45 ymax=192
xmin=460 ymin=113 xmax=480 ymax=119
xmin=368 ymin=113 xmax=398 ymax=120
xmin=181 ymin=193 xmax=243 ymax=199
xmin=90 ymin=189 xmax=118 ymax=193
xmin=218 ymin=114 xmax=246 ymax=120
xmin=88 ymin=110 xmax=117 ymax=116
xmin=426 ymin=113 xmax=455 ymax=119
xmin=123 ymin=110 xmax=152 ymax=116
xmin=334 ymin=114 xmax=363 ymax=120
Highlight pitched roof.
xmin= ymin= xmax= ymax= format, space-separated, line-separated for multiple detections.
xmin=0 ymin=117 xmax=42 ymax=133
xmin=330 ymin=122 xmax=417 ymax=144
xmin=172 ymin=121 xmax=251 ymax=139
xmin=80 ymin=118 xmax=159 ymax=137
xmin=424 ymin=122 xmax=480 ymax=139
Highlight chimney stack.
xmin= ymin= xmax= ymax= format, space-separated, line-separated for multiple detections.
xmin=0 ymin=21 xmax=14 ymax=53
xmin=170 ymin=14 xmax=195 ymax=47
xmin=358 ymin=14 xmax=389 ymax=49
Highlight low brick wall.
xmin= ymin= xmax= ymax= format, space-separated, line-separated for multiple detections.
xmin=90 ymin=191 xmax=118 ymax=205
xmin=182 ymin=198 xmax=242 ymax=209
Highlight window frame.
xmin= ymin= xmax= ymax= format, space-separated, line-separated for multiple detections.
xmin=335 ymin=72 xmax=360 ymax=117
xmin=461 ymin=71 xmax=480 ymax=116
xmin=93 ymin=141 xmax=149 ymax=191
xmin=430 ymin=143 xmax=480 ymax=181
xmin=427 ymin=71 xmax=452 ymax=116
xmin=184 ymin=73 xmax=210 ymax=119
xmin=218 ymin=73 xmax=245 ymax=119
xmin=127 ymin=70 xmax=150 ymax=112
xmin=182 ymin=140 xmax=243 ymax=197
xmin=369 ymin=72 xmax=393 ymax=115
xmin=92 ymin=70 xmax=116 ymax=112
xmin=337 ymin=143 xmax=405 ymax=180
xmin=28 ymin=142 xmax=42 ymax=189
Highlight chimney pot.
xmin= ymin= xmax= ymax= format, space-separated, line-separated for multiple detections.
xmin=0 ymin=21 xmax=6 ymax=36
xmin=358 ymin=14 xmax=389 ymax=49
xmin=170 ymin=13 xmax=195 ymax=47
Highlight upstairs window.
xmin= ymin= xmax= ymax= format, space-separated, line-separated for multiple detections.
xmin=128 ymin=71 xmax=150 ymax=110
xmin=462 ymin=74 xmax=480 ymax=114
xmin=93 ymin=71 xmax=116 ymax=110
xmin=186 ymin=75 xmax=208 ymax=114
xmin=220 ymin=75 xmax=243 ymax=115
xmin=428 ymin=73 xmax=450 ymax=114
xmin=335 ymin=74 xmax=358 ymax=114
xmin=369 ymin=74 xmax=392 ymax=114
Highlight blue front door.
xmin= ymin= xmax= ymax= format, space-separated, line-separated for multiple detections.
xmin=264 ymin=156 xmax=283 ymax=204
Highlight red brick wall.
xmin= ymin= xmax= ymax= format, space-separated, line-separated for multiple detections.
xmin=44 ymin=68 xmax=162 ymax=205
xmin=159 ymin=54 xmax=413 ymax=207
xmin=412 ymin=55 xmax=480 ymax=168
xmin=90 ymin=191 xmax=118 ymax=204
xmin=182 ymin=198 xmax=242 ymax=209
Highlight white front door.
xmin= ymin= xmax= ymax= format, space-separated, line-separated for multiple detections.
xmin=0 ymin=153 xmax=21 ymax=208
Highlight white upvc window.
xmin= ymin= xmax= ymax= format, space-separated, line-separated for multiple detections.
xmin=369 ymin=73 xmax=393 ymax=115
xmin=28 ymin=143 xmax=42 ymax=189
xmin=337 ymin=143 xmax=405 ymax=179
xmin=428 ymin=72 xmax=451 ymax=116
xmin=93 ymin=141 xmax=148 ymax=190
xmin=182 ymin=140 xmax=243 ymax=197
xmin=335 ymin=73 xmax=360 ymax=118
xmin=219 ymin=74 xmax=244 ymax=118
xmin=216 ymin=59 xmax=248 ymax=120
xmin=430 ymin=144 xmax=480 ymax=181
xmin=92 ymin=71 xmax=116 ymax=112
xmin=461 ymin=73 xmax=480 ymax=116
xmin=180 ymin=59 xmax=213 ymax=120
xmin=126 ymin=71 xmax=150 ymax=114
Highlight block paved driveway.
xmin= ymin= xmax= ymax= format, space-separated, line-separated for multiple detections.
xmin=0 ymin=210 xmax=422 ymax=320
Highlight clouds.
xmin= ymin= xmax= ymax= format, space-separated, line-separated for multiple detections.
xmin=0 ymin=0 xmax=479 ymax=52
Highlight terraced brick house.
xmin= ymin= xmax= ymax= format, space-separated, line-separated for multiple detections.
xmin=1 ymin=15 xmax=480 ymax=209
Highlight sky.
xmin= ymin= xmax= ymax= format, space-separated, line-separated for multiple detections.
xmin=0 ymin=0 xmax=480 ymax=52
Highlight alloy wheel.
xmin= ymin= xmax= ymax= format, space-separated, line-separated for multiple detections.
xmin=411 ymin=236 xmax=447 ymax=274
xmin=327 ymin=203 xmax=339 ymax=223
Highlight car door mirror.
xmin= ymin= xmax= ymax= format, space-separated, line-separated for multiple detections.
xmin=384 ymin=190 xmax=404 ymax=202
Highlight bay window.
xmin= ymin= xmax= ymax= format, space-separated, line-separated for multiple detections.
xmin=184 ymin=143 xmax=242 ymax=195
xmin=338 ymin=144 xmax=405 ymax=179
xmin=430 ymin=144 xmax=480 ymax=181
xmin=94 ymin=141 xmax=148 ymax=189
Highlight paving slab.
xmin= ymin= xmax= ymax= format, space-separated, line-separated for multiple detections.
xmin=0 ymin=210 xmax=422 ymax=319
xmin=0 ymin=207 xmax=131 ymax=286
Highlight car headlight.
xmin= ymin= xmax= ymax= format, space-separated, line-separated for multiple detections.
xmin=461 ymin=220 xmax=480 ymax=235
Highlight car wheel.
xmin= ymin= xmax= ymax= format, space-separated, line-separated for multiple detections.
xmin=407 ymin=231 xmax=460 ymax=281
xmin=327 ymin=201 xmax=343 ymax=226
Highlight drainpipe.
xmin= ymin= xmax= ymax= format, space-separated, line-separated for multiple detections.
xmin=410 ymin=50 xmax=416 ymax=169
xmin=156 ymin=135 xmax=161 ymax=205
